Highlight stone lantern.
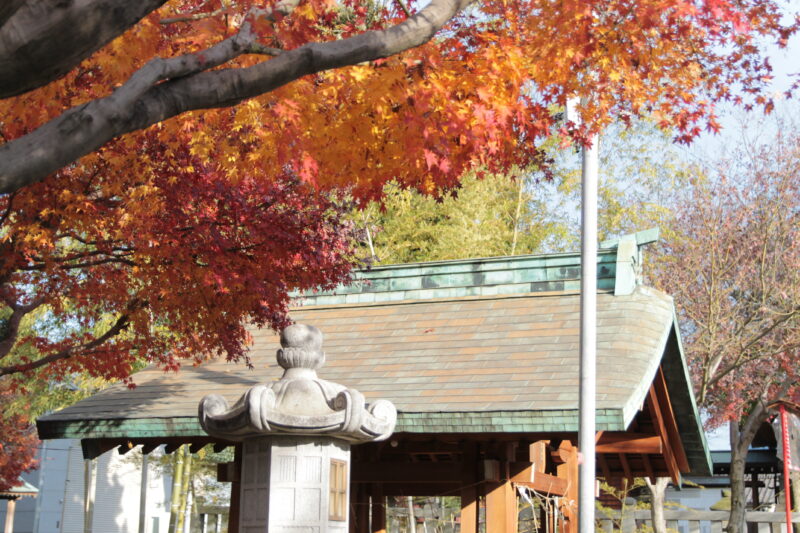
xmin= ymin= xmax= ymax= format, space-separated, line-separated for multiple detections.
xmin=199 ymin=324 xmax=397 ymax=533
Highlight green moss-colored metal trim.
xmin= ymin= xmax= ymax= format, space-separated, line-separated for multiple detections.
xmin=37 ymin=409 xmax=627 ymax=440
xmin=293 ymin=251 xmax=619 ymax=307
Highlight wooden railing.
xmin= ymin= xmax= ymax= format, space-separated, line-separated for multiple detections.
xmin=596 ymin=509 xmax=800 ymax=533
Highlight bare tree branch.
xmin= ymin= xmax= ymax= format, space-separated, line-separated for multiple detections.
xmin=0 ymin=0 xmax=471 ymax=194
xmin=0 ymin=0 xmax=168 ymax=98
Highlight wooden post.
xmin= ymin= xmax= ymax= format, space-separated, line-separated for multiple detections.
xmin=461 ymin=443 xmax=479 ymax=533
xmin=486 ymin=443 xmax=518 ymax=533
xmin=228 ymin=444 xmax=242 ymax=533
xmin=555 ymin=441 xmax=579 ymax=533
xmin=349 ymin=483 xmax=359 ymax=533
xmin=4 ymin=498 xmax=16 ymax=533
xmin=357 ymin=485 xmax=370 ymax=533
xmin=372 ymin=485 xmax=386 ymax=533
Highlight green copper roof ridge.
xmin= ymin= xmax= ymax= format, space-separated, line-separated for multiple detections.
xmin=350 ymin=249 xmax=619 ymax=272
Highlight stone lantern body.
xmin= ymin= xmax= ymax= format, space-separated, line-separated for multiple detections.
xmin=199 ymin=324 xmax=397 ymax=533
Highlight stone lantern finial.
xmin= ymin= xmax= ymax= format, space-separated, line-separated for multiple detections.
xmin=277 ymin=323 xmax=325 ymax=370
xmin=198 ymin=323 xmax=397 ymax=443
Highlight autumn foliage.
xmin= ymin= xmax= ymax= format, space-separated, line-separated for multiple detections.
xmin=0 ymin=385 xmax=38 ymax=491
xmin=0 ymin=0 xmax=797 ymax=481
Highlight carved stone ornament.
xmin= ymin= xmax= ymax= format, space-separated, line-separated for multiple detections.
xmin=198 ymin=323 xmax=397 ymax=443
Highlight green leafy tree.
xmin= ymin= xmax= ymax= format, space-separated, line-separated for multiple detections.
xmin=356 ymin=168 xmax=572 ymax=264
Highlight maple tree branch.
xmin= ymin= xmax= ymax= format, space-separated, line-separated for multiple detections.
xmin=0 ymin=191 xmax=16 ymax=228
xmin=396 ymin=0 xmax=412 ymax=18
xmin=0 ymin=0 xmax=472 ymax=194
xmin=0 ymin=300 xmax=141 ymax=377
xmin=246 ymin=43 xmax=284 ymax=56
xmin=0 ymin=0 xmax=169 ymax=99
xmin=0 ymin=297 xmax=45 ymax=363
xmin=160 ymin=6 xmax=231 ymax=25
xmin=0 ymin=0 xmax=26 ymax=30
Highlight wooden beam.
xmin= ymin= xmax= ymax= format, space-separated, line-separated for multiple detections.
xmin=647 ymin=382 xmax=681 ymax=483
xmin=351 ymin=462 xmax=461 ymax=483
xmin=654 ymin=367 xmax=691 ymax=472
xmin=508 ymin=463 xmax=567 ymax=495
xmin=618 ymin=454 xmax=633 ymax=481
xmin=380 ymin=484 xmax=461 ymax=496
xmin=141 ymin=443 xmax=159 ymax=455
xmin=189 ymin=442 xmax=205 ymax=454
xmin=595 ymin=434 xmax=662 ymax=454
xmin=513 ymin=476 xmax=568 ymax=497
xmin=598 ymin=454 xmax=612 ymax=481
xmin=642 ymin=455 xmax=655 ymax=483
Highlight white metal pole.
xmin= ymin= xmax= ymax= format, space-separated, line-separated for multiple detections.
xmin=578 ymin=132 xmax=599 ymax=533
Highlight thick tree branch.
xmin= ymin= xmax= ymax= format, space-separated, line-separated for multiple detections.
xmin=0 ymin=297 xmax=45 ymax=362
xmin=0 ymin=0 xmax=168 ymax=99
xmin=0 ymin=0 xmax=26 ymax=30
xmin=0 ymin=0 xmax=471 ymax=194
xmin=0 ymin=301 xmax=140 ymax=377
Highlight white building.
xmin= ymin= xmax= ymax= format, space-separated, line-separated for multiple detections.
xmin=0 ymin=439 xmax=172 ymax=533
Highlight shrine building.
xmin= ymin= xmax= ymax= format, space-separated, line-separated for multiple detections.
xmin=37 ymin=230 xmax=711 ymax=533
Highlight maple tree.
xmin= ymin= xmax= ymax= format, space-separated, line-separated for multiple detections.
xmin=655 ymin=128 xmax=800 ymax=532
xmin=0 ymin=0 xmax=797 ymax=486
xmin=0 ymin=0 xmax=792 ymax=377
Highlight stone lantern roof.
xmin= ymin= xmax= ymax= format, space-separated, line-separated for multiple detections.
xmin=198 ymin=323 xmax=397 ymax=443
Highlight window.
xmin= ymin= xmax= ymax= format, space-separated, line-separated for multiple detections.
xmin=329 ymin=459 xmax=347 ymax=521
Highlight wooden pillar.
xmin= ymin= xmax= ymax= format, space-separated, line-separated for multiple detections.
xmin=461 ymin=443 xmax=479 ymax=533
xmin=357 ymin=484 xmax=370 ymax=533
xmin=485 ymin=443 xmax=518 ymax=533
xmin=228 ymin=444 xmax=242 ymax=533
xmin=555 ymin=440 xmax=578 ymax=533
xmin=4 ymin=498 xmax=16 ymax=533
xmin=349 ymin=483 xmax=370 ymax=533
xmin=371 ymin=485 xmax=386 ymax=533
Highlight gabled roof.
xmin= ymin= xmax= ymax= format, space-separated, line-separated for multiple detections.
xmin=0 ymin=479 xmax=38 ymax=499
xmin=37 ymin=238 xmax=711 ymax=475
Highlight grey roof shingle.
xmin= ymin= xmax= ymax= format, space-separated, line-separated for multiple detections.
xmin=40 ymin=287 xmax=671 ymax=423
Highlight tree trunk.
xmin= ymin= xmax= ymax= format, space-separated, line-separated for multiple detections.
xmin=727 ymin=402 xmax=773 ymax=533
xmin=169 ymin=445 xmax=186 ymax=532
xmin=645 ymin=477 xmax=670 ymax=533
xmin=791 ymin=470 xmax=800 ymax=532
xmin=728 ymin=437 xmax=748 ymax=533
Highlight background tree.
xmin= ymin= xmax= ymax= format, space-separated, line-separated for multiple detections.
xmin=655 ymin=128 xmax=800 ymax=532
xmin=356 ymin=168 xmax=571 ymax=264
